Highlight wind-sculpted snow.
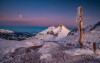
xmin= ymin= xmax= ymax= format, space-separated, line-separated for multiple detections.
xmin=0 ymin=38 xmax=43 ymax=56
xmin=0 ymin=41 xmax=100 ymax=63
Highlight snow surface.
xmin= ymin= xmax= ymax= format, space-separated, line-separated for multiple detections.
xmin=0 ymin=39 xmax=100 ymax=63
xmin=0 ymin=38 xmax=43 ymax=55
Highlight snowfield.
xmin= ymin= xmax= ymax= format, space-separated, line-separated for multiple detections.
xmin=0 ymin=38 xmax=43 ymax=54
xmin=0 ymin=39 xmax=100 ymax=63
xmin=0 ymin=22 xmax=100 ymax=63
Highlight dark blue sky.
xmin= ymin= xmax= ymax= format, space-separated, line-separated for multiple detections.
xmin=0 ymin=0 xmax=100 ymax=26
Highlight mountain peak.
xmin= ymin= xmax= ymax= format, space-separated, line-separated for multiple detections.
xmin=58 ymin=24 xmax=67 ymax=28
xmin=48 ymin=26 xmax=55 ymax=29
xmin=35 ymin=25 xmax=70 ymax=41
xmin=58 ymin=24 xmax=63 ymax=27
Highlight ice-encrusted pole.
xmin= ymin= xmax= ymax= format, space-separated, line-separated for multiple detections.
xmin=77 ymin=5 xmax=83 ymax=48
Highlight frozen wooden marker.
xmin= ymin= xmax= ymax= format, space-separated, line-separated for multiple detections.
xmin=77 ymin=5 xmax=83 ymax=48
xmin=93 ymin=42 xmax=96 ymax=53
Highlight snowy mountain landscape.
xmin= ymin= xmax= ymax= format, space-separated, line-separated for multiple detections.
xmin=0 ymin=0 xmax=100 ymax=63
xmin=0 ymin=21 xmax=100 ymax=63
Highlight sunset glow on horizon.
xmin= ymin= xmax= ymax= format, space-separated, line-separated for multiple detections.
xmin=0 ymin=0 xmax=100 ymax=26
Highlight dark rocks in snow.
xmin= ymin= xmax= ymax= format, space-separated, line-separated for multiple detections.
xmin=67 ymin=28 xmax=78 ymax=36
xmin=28 ymin=45 xmax=43 ymax=52
xmin=47 ymin=31 xmax=58 ymax=36
xmin=90 ymin=21 xmax=100 ymax=31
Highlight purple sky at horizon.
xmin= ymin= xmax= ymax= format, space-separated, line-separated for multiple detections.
xmin=0 ymin=0 xmax=100 ymax=27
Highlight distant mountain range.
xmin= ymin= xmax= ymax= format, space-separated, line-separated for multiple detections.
xmin=0 ymin=21 xmax=100 ymax=43
xmin=0 ymin=30 xmax=35 ymax=41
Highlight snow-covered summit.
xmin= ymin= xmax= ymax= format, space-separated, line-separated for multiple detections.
xmin=0 ymin=29 xmax=14 ymax=33
xmin=35 ymin=24 xmax=70 ymax=41
xmin=39 ymin=26 xmax=55 ymax=35
xmin=35 ymin=26 xmax=56 ymax=40
xmin=53 ymin=24 xmax=70 ymax=41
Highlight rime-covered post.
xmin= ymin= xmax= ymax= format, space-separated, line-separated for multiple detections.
xmin=77 ymin=5 xmax=83 ymax=48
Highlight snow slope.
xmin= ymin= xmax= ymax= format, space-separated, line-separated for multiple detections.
xmin=60 ymin=21 xmax=100 ymax=50
xmin=35 ymin=24 xmax=70 ymax=41
xmin=0 ymin=38 xmax=43 ymax=55
xmin=0 ymin=39 xmax=100 ymax=63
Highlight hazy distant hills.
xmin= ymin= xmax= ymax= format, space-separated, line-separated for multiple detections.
xmin=0 ymin=30 xmax=35 ymax=41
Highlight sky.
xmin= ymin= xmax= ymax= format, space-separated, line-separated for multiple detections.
xmin=0 ymin=0 xmax=100 ymax=27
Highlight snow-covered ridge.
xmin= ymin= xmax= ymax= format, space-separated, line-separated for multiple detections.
xmin=68 ymin=21 xmax=100 ymax=35
xmin=35 ymin=24 xmax=70 ymax=41
xmin=0 ymin=29 xmax=14 ymax=33
xmin=60 ymin=21 xmax=100 ymax=49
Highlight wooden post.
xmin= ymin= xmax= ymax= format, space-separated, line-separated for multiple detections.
xmin=93 ymin=42 xmax=96 ymax=53
xmin=79 ymin=20 xmax=83 ymax=48
xmin=77 ymin=5 xmax=83 ymax=48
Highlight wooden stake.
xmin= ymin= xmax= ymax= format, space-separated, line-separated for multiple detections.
xmin=77 ymin=5 xmax=83 ymax=48
xmin=79 ymin=17 xmax=83 ymax=48
xmin=93 ymin=42 xmax=96 ymax=53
